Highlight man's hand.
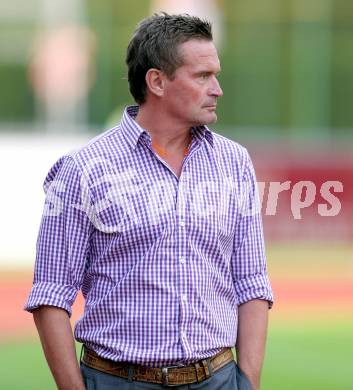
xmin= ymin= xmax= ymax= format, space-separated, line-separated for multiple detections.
xmin=236 ymin=299 xmax=269 ymax=390
xmin=33 ymin=306 xmax=86 ymax=390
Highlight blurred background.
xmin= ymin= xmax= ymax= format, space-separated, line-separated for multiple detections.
xmin=0 ymin=0 xmax=352 ymax=389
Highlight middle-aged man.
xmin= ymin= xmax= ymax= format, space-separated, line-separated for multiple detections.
xmin=25 ymin=13 xmax=273 ymax=390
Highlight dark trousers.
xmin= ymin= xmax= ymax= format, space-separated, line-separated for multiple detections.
xmin=81 ymin=360 xmax=252 ymax=389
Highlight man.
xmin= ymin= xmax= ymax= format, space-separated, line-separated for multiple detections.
xmin=25 ymin=13 xmax=273 ymax=390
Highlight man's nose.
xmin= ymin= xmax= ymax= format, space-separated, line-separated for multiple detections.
xmin=209 ymin=77 xmax=223 ymax=97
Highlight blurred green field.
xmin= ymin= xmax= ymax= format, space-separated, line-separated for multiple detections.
xmin=1 ymin=320 xmax=352 ymax=389
xmin=263 ymin=321 xmax=353 ymax=389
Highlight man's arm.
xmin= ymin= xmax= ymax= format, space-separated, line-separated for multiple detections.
xmin=236 ymin=299 xmax=269 ymax=390
xmin=33 ymin=306 xmax=85 ymax=390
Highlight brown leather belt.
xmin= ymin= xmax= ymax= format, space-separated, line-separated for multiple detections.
xmin=82 ymin=346 xmax=234 ymax=387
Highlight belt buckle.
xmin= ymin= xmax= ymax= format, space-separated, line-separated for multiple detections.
xmin=161 ymin=363 xmax=185 ymax=387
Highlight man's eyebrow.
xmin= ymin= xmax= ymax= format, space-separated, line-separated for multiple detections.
xmin=194 ymin=68 xmax=221 ymax=76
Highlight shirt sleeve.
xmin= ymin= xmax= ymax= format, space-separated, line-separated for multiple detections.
xmin=231 ymin=150 xmax=274 ymax=308
xmin=24 ymin=156 xmax=93 ymax=316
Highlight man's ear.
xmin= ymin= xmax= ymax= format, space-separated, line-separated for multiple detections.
xmin=145 ymin=68 xmax=166 ymax=98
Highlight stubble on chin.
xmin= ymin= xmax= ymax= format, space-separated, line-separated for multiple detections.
xmin=190 ymin=109 xmax=218 ymax=127
xmin=203 ymin=112 xmax=218 ymax=125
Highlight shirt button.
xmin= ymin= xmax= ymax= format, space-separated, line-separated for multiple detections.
xmin=180 ymin=256 xmax=186 ymax=264
xmin=181 ymin=294 xmax=187 ymax=302
xmin=179 ymin=220 xmax=185 ymax=227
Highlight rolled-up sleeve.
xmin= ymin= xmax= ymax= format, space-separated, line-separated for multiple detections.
xmin=231 ymin=151 xmax=274 ymax=308
xmin=25 ymin=156 xmax=93 ymax=316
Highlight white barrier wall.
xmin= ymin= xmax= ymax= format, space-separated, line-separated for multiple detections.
xmin=0 ymin=133 xmax=90 ymax=268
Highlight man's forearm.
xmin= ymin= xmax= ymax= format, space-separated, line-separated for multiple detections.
xmin=236 ymin=299 xmax=269 ymax=390
xmin=33 ymin=306 xmax=85 ymax=390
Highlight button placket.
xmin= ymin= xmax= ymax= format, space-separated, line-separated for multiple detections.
xmin=177 ymin=182 xmax=186 ymax=228
xmin=175 ymin=165 xmax=192 ymax=357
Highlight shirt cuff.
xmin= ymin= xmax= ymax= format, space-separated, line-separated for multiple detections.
xmin=24 ymin=282 xmax=78 ymax=317
xmin=234 ymin=273 xmax=274 ymax=308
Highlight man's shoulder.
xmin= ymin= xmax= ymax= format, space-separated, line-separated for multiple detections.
xmin=44 ymin=126 xmax=124 ymax=186
xmin=210 ymin=130 xmax=249 ymax=161
xmin=69 ymin=125 xmax=123 ymax=162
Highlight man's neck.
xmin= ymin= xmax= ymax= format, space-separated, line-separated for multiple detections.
xmin=135 ymin=104 xmax=191 ymax=152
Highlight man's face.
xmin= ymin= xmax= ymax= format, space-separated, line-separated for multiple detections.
xmin=162 ymin=39 xmax=223 ymax=127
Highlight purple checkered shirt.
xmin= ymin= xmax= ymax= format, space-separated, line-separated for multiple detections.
xmin=25 ymin=105 xmax=273 ymax=367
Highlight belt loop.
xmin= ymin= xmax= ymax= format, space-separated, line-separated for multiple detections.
xmin=201 ymin=359 xmax=212 ymax=379
xmin=194 ymin=362 xmax=203 ymax=383
xmin=206 ymin=359 xmax=214 ymax=377
xmin=127 ymin=365 xmax=134 ymax=382
xmin=162 ymin=367 xmax=169 ymax=387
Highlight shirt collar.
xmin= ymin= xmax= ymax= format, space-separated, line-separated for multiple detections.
xmin=120 ymin=105 xmax=214 ymax=150
xmin=120 ymin=105 xmax=148 ymax=150
xmin=191 ymin=125 xmax=214 ymax=148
